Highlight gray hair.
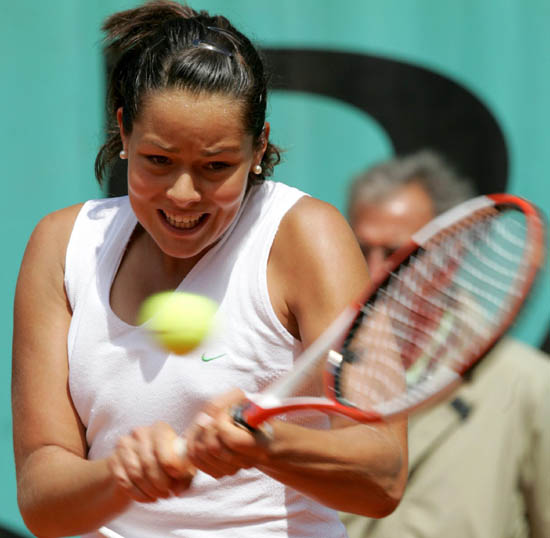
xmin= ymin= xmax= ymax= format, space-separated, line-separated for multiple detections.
xmin=348 ymin=150 xmax=477 ymax=218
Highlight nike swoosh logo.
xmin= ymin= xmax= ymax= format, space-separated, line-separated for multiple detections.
xmin=201 ymin=353 xmax=226 ymax=362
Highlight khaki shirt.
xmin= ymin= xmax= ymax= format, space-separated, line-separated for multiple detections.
xmin=341 ymin=338 xmax=550 ymax=538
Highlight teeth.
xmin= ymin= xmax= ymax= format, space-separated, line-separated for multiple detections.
xmin=163 ymin=211 xmax=203 ymax=229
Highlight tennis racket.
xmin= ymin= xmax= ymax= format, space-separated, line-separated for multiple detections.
xmin=99 ymin=192 xmax=544 ymax=537
xmin=229 ymin=193 xmax=545 ymax=430
xmin=191 ymin=193 xmax=544 ymax=436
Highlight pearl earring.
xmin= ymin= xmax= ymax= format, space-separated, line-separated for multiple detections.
xmin=253 ymin=164 xmax=262 ymax=175
xmin=119 ymin=150 xmax=128 ymax=159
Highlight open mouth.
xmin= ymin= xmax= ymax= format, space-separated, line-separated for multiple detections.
xmin=160 ymin=210 xmax=207 ymax=230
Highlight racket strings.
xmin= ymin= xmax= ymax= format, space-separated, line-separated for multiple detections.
xmin=340 ymin=305 xmax=405 ymax=408
xmin=337 ymin=207 xmax=530 ymax=414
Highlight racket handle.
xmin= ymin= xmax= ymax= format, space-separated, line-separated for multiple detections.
xmin=231 ymin=403 xmax=258 ymax=433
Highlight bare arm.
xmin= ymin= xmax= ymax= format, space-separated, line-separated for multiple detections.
xmin=262 ymin=196 xmax=407 ymax=516
xmin=186 ymin=197 xmax=407 ymax=517
xmin=12 ymin=207 xmax=190 ymax=537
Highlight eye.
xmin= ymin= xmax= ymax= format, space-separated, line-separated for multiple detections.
xmin=146 ymin=155 xmax=171 ymax=166
xmin=206 ymin=161 xmax=231 ymax=171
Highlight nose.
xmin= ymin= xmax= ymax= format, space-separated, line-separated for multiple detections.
xmin=166 ymin=172 xmax=201 ymax=205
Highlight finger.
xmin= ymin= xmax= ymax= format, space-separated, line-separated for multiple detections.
xmin=211 ymin=410 xmax=274 ymax=468
xmin=201 ymin=389 xmax=246 ymax=421
xmin=167 ymin=439 xmax=196 ymax=494
xmin=190 ymin=449 xmax=242 ymax=478
xmin=187 ymin=419 xmax=243 ymax=478
xmin=118 ymin=437 xmax=162 ymax=501
xmin=152 ymin=424 xmax=195 ymax=480
xmin=184 ymin=411 xmax=215 ymax=452
xmin=108 ymin=444 xmax=155 ymax=503
xmin=170 ymin=472 xmax=196 ymax=496
xmin=132 ymin=427 xmax=174 ymax=498
xmin=216 ymin=410 xmax=261 ymax=453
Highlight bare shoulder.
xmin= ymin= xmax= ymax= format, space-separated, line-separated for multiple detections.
xmin=16 ymin=203 xmax=85 ymax=308
xmin=27 ymin=203 xmax=84 ymax=250
xmin=275 ymin=195 xmax=367 ymax=277
xmin=21 ymin=203 xmax=84 ymax=271
xmin=270 ymin=195 xmax=368 ymax=345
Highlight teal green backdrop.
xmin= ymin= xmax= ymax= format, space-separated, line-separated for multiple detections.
xmin=2 ymin=1 xmax=549 ymax=535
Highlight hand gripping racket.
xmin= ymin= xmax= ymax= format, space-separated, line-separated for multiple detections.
xmin=100 ymin=193 xmax=545 ymax=537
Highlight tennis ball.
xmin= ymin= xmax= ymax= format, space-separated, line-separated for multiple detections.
xmin=138 ymin=291 xmax=218 ymax=354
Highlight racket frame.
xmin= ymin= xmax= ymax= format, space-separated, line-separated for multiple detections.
xmin=237 ymin=194 xmax=545 ymax=428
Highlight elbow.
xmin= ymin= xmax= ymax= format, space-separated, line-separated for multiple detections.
xmin=367 ymin=473 xmax=407 ymax=519
xmin=19 ymin=511 xmax=52 ymax=538
xmin=379 ymin=451 xmax=407 ymax=516
xmin=368 ymin=480 xmax=405 ymax=518
xmin=19 ymin=513 xmax=54 ymax=538
xmin=21 ymin=515 xmax=77 ymax=538
xmin=354 ymin=448 xmax=408 ymax=518
xmin=378 ymin=446 xmax=408 ymax=515
xmin=369 ymin=424 xmax=409 ymax=518
xmin=18 ymin=496 xmax=66 ymax=538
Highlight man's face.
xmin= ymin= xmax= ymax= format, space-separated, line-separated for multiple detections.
xmin=350 ymin=181 xmax=436 ymax=277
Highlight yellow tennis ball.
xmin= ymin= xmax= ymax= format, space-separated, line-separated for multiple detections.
xmin=138 ymin=291 xmax=218 ymax=355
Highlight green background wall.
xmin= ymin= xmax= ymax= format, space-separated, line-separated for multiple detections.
xmin=2 ymin=1 xmax=549 ymax=534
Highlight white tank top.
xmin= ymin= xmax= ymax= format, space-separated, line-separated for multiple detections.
xmin=65 ymin=181 xmax=347 ymax=538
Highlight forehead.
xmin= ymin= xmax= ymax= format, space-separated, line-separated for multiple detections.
xmin=355 ymin=182 xmax=434 ymax=220
xmin=135 ymin=89 xmax=248 ymax=140
xmin=352 ymin=182 xmax=435 ymax=244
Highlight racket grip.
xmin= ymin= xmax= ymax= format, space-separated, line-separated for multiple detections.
xmin=231 ymin=403 xmax=258 ymax=433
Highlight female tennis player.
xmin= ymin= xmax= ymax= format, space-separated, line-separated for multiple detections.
xmin=11 ymin=1 xmax=407 ymax=536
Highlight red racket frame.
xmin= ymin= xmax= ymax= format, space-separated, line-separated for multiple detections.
xmin=236 ymin=194 xmax=545 ymax=429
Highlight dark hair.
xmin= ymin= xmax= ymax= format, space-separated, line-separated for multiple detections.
xmin=95 ymin=0 xmax=281 ymax=185
xmin=348 ymin=150 xmax=477 ymax=218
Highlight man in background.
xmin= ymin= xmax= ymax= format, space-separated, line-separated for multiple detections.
xmin=340 ymin=150 xmax=550 ymax=538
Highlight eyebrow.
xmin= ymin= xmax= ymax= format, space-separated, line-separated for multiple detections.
xmin=202 ymin=146 xmax=242 ymax=156
xmin=146 ymin=140 xmax=179 ymax=153
xmin=142 ymin=139 xmax=243 ymax=155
